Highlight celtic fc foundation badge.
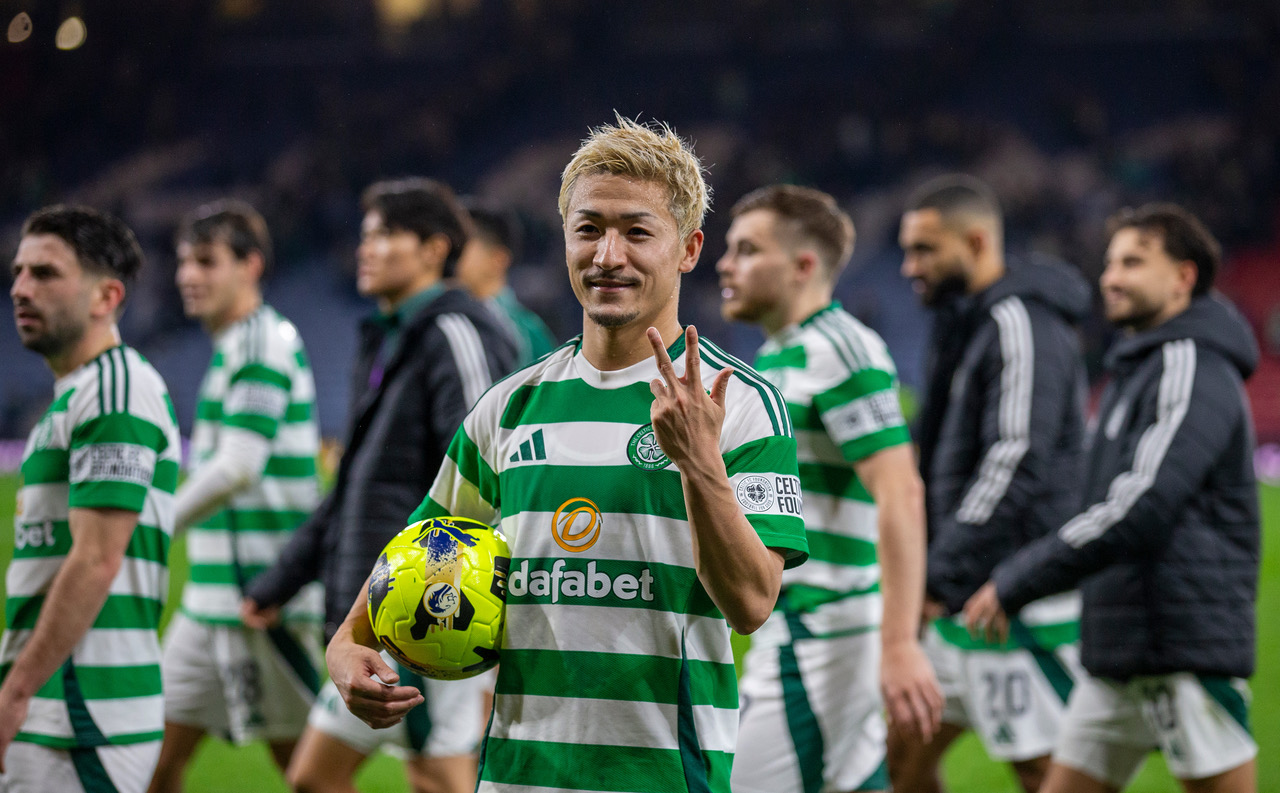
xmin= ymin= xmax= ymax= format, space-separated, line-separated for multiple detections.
xmin=627 ymin=424 xmax=671 ymax=470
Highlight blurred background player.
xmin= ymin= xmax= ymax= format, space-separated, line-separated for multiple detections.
xmin=1 ymin=206 xmax=180 ymax=793
xmin=965 ymin=204 xmax=1260 ymax=793
xmin=149 ymin=201 xmax=324 ymax=792
xmin=718 ymin=184 xmax=942 ymax=793
xmin=325 ymin=116 xmax=809 ymax=793
xmin=241 ymin=178 xmax=516 ymax=793
xmin=457 ymin=199 xmax=557 ymax=367
xmin=891 ymin=175 xmax=1090 ymax=793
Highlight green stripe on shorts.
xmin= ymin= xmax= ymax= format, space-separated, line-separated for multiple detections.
xmin=781 ymin=612 xmax=824 ymax=793
xmin=1198 ymin=675 xmax=1250 ymax=733
xmin=70 ymin=746 xmax=120 ymax=793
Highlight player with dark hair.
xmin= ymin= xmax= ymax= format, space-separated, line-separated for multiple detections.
xmin=892 ymin=175 xmax=1091 ymax=792
xmin=965 ymin=203 xmax=1259 ymax=793
xmin=240 ymin=178 xmax=516 ymax=793
xmin=719 ymin=184 xmax=942 ymax=793
xmin=361 ymin=178 xmax=472 ymax=280
xmin=457 ymin=199 xmax=557 ymax=367
xmin=2 ymin=206 xmax=181 ymax=792
xmin=148 ymin=200 xmax=324 ymax=792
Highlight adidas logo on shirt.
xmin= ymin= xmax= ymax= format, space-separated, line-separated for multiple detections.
xmin=509 ymin=428 xmax=547 ymax=463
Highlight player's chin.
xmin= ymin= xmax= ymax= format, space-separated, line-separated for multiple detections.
xmin=586 ymin=305 xmax=640 ymax=329
xmin=720 ymin=298 xmax=760 ymax=324
xmin=719 ymin=299 xmax=749 ymax=322
xmin=1103 ymin=303 xmax=1132 ymax=325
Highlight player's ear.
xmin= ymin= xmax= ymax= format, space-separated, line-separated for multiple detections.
xmin=964 ymin=227 xmax=988 ymax=260
xmin=91 ymin=276 xmax=126 ymax=320
xmin=244 ymin=250 xmax=266 ymax=281
xmin=421 ymin=233 xmax=451 ymax=274
xmin=493 ymin=247 xmax=513 ymax=274
xmin=678 ymin=229 xmax=703 ymax=274
xmin=1175 ymin=259 xmax=1198 ymax=299
xmin=794 ymin=249 xmax=822 ymax=283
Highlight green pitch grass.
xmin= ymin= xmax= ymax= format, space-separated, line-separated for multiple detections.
xmin=0 ymin=473 xmax=1275 ymax=791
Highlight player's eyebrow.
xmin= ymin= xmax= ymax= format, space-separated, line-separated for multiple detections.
xmin=573 ymin=209 xmax=659 ymax=221
xmin=12 ymin=261 xmax=54 ymax=275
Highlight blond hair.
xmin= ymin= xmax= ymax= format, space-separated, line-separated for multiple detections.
xmin=558 ymin=114 xmax=711 ymax=240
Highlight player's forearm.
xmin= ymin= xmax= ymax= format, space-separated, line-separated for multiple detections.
xmin=331 ymin=575 xmax=381 ymax=652
xmin=875 ymin=475 xmax=928 ymax=647
xmin=680 ymin=453 xmax=782 ymax=634
xmin=0 ymin=538 xmax=122 ymax=701
xmin=174 ymin=427 xmax=271 ymax=530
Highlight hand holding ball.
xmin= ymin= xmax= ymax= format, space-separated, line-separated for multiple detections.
xmin=368 ymin=517 xmax=511 ymax=680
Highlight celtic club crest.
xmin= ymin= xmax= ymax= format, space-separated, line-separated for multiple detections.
xmin=735 ymin=475 xmax=776 ymax=512
xmin=627 ymin=424 xmax=671 ymax=470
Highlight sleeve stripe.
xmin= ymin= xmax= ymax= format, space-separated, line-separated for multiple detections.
xmin=96 ymin=357 xmax=107 ymax=416
xmin=107 ymin=347 xmax=120 ymax=414
xmin=1059 ymin=340 xmax=1196 ymax=548
xmin=438 ymin=314 xmax=492 ymax=408
xmin=810 ymin=314 xmax=863 ymax=372
xmin=846 ymin=314 xmax=897 ymax=373
xmin=699 ymin=339 xmax=791 ymax=436
xmin=823 ymin=311 xmax=879 ymax=371
xmin=956 ymin=297 xmax=1034 ymax=525
xmin=116 ymin=347 xmax=130 ymax=414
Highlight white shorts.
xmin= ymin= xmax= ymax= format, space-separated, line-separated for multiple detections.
xmin=161 ymin=612 xmax=322 ymax=744
xmin=1054 ymin=671 xmax=1256 ymax=787
xmin=925 ymin=623 xmax=1081 ymax=762
xmin=0 ymin=740 xmax=161 ymax=793
xmin=307 ymin=652 xmax=490 ymax=758
xmin=733 ymin=612 xmax=888 ymax=793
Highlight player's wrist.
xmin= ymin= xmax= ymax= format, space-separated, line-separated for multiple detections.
xmin=0 ymin=671 xmax=39 ymax=704
xmin=674 ymin=444 xmax=727 ymax=480
xmin=881 ymin=634 xmax=922 ymax=654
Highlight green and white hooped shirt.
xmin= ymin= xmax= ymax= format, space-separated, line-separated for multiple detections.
xmin=754 ymin=302 xmax=910 ymax=639
xmin=2 ymin=345 xmax=181 ymax=748
xmin=410 ymin=333 xmax=808 ymax=793
xmin=182 ymin=305 xmax=323 ymax=625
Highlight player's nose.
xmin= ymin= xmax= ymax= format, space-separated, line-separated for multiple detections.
xmin=594 ymin=229 xmax=626 ymax=268
xmin=10 ymin=269 xmax=32 ymax=300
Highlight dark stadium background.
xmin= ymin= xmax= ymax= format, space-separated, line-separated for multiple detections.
xmin=0 ymin=1 xmax=1277 ymax=791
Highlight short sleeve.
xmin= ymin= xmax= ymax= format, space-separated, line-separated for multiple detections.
xmin=812 ymin=368 xmax=910 ymax=463
xmin=409 ymin=421 xmax=501 ymax=527
xmin=69 ymin=411 xmax=166 ymax=512
xmin=723 ymin=435 xmax=808 ymax=568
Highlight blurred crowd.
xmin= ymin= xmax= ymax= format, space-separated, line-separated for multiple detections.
xmin=2 ymin=0 xmax=1279 ymax=438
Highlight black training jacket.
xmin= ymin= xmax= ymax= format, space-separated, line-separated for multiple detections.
xmin=919 ymin=256 xmax=1091 ymax=615
xmin=245 ymin=286 xmax=517 ymax=641
xmin=994 ymin=295 xmax=1260 ymax=680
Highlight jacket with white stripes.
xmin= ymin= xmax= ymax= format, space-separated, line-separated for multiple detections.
xmin=922 ymin=257 xmax=1091 ymax=615
xmin=994 ymin=295 xmax=1260 ymax=680
xmin=245 ymin=286 xmax=517 ymax=640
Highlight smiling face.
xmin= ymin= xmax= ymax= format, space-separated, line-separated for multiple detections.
xmin=175 ymin=238 xmax=255 ymax=331
xmin=11 ymin=234 xmax=96 ymax=358
xmin=1100 ymin=226 xmax=1196 ymax=331
xmin=563 ymin=173 xmax=702 ymax=332
xmin=717 ymin=209 xmax=797 ymax=329
xmin=898 ymin=208 xmax=972 ymax=306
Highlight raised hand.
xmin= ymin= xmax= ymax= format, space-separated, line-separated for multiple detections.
xmin=646 ymin=325 xmax=734 ymax=470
